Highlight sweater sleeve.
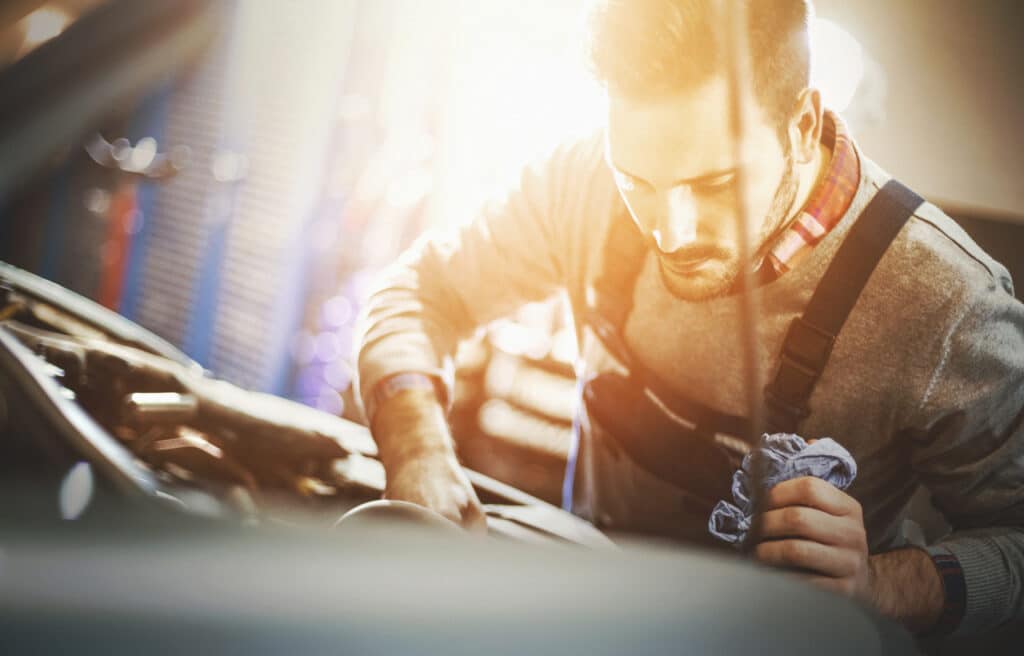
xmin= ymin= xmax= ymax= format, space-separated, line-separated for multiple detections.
xmin=909 ymin=267 xmax=1024 ymax=635
xmin=353 ymin=134 xmax=607 ymax=418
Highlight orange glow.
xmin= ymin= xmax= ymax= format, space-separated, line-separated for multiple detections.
xmin=811 ymin=18 xmax=865 ymax=113
xmin=433 ymin=2 xmax=604 ymax=228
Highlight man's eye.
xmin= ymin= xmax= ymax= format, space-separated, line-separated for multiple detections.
xmin=615 ymin=171 xmax=652 ymax=193
xmin=614 ymin=170 xmax=637 ymax=192
xmin=699 ymin=174 xmax=736 ymax=193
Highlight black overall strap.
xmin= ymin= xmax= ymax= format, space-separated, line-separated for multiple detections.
xmin=764 ymin=179 xmax=924 ymax=433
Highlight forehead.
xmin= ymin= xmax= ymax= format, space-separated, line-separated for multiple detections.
xmin=605 ymin=76 xmax=771 ymax=185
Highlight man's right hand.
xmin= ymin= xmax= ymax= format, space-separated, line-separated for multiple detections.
xmin=384 ymin=449 xmax=487 ymax=533
xmin=370 ymin=384 xmax=487 ymax=533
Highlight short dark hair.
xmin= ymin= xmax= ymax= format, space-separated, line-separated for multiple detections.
xmin=586 ymin=0 xmax=812 ymax=130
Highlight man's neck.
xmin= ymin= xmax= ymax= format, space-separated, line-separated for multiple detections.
xmin=752 ymin=139 xmax=831 ymax=269
xmin=792 ymin=140 xmax=832 ymax=219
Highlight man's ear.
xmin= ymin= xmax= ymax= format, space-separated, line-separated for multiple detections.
xmin=788 ymin=87 xmax=824 ymax=164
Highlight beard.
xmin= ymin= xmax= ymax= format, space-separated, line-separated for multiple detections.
xmin=657 ymin=155 xmax=799 ymax=302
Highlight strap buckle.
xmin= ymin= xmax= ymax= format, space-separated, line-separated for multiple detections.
xmin=763 ymin=318 xmax=836 ymax=432
xmin=782 ymin=317 xmax=836 ymax=373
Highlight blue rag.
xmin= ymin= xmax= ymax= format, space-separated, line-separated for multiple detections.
xmin=708 ymin=433 xmax=857 ymax=546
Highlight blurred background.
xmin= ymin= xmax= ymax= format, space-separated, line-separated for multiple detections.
xmin=1 ymin=0 xmax=1021 ymax=504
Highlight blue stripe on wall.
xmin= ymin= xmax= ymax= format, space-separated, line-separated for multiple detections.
xmin=181 ymin=187 xmax=237 ymax=367
xmin=119 ymin=77 xmax=175 ymax=321
xmin=179 ymin=0 xmax=243 ymax=369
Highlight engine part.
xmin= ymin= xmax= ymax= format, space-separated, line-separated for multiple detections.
xmin=124 ymin=392 xmax=199 ymax=424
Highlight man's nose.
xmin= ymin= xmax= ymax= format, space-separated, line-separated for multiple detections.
xmin=651 ymin=186 xmax=698 ymax=253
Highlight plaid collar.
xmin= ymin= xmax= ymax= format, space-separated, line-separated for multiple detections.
xmin=763 ymin=110 xmax=860 ymax=279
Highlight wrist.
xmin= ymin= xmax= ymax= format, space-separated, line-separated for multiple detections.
xmin=923 ymin=549 xmax=966 ymax=636
xmin=366 ymin=372 xmax=444 ymax=425
xmin=868 ymin=548 xmax=945 ymax=634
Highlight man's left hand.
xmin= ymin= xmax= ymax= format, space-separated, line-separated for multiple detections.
xmin=753 ymin=476 xmax=873 ymax=602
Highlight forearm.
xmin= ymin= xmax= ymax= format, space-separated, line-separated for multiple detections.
xmin=868 ymin=548 xmax=944 ymax=633
xmin=355 ymin=135 xmax=605 ymax=421
xmin=371 ymin=386 xmax=456 ymax=472
xmin=366 ymin=384 xmax=486 ymax=531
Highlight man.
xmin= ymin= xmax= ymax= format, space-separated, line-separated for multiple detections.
xmin=353 ymin=0 xmax=1024 ymax=638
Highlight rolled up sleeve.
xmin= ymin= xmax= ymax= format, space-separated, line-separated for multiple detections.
xmin=353 ymin=135 xmax=609 ymax=418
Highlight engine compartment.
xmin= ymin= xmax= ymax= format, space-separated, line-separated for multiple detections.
xmin=0 ymin=268 xmax=613 ymax=548
xmin=1 ymin=284 xmax=382 ymax=523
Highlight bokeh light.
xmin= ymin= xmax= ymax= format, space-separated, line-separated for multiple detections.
xmin=21 ymin=7 xmax=70 ymax=50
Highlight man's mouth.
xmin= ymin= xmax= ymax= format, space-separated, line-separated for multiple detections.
xmin=659 ymin=246 xmax=723 ymax=275
xmin=663 ymin=256 xmax=712 ymax=274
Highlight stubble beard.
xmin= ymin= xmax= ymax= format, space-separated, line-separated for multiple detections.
xmin=658 ymin=156 xmax=799 ymax=302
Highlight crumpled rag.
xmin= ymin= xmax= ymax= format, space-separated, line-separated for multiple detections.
xmin=708 ymin=433 xmax=857 ymax=546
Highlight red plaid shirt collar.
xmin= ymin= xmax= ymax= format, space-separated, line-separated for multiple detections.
xmin=763 ymin=110 xmax=860 ymax=279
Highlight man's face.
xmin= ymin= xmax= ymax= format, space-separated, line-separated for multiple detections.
xmin=605 ymin=75 xmax=797 ymax=301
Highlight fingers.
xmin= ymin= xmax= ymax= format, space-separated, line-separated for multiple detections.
xmin=754 ymin=477 xmax=870 ymax=596
xmin=394 ymin=482 xmax=486 ymax=535
xmin=450 ymin=480 xmax=488 ymax=535
xmin=384 ymin=454 xmax=488 ymax=534
xmin=757 ymin=505 xmax=864 ymax=548
xmin=461 ymin=499 xmax=489 ymax=535
xmin=763 ymin=476 xmax=862 ymax=518
xmin=430 ymin=497 xmax=468 ymax=527
xmin=754 ymin=539 xmax=861 ymax=578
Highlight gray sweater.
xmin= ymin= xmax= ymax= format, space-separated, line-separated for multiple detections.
xmin=355 ymin=131 xmax=1024 ymax=635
